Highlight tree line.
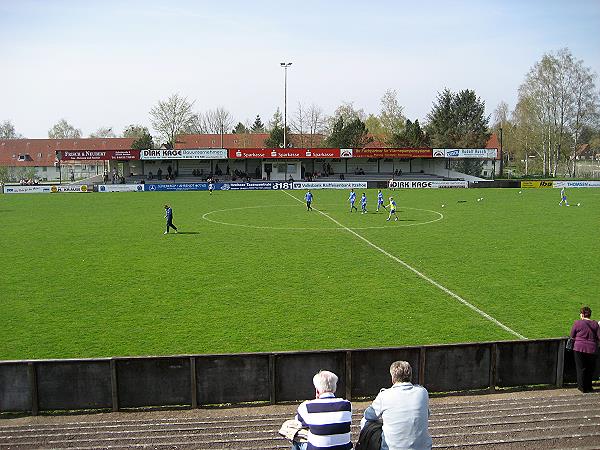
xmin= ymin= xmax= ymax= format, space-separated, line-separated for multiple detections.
xmin=2 ymin=47 xmax=598 ymax=178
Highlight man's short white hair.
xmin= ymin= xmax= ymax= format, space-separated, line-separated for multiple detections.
xmin=313 ymin=370 xmax=338 ymax=393
xmin=390 ymin=361 xmax=412 ymax=383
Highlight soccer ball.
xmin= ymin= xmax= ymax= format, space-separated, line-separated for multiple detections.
xmin=477 ymin=198 xmax=481 ymax=202
xmin=518 ymin=191 xmax=522 ymax=194
xmin=577 ymin=203 xmax=581 ymax=207
xmin=441 ymin=204 xmax=445 ymax=208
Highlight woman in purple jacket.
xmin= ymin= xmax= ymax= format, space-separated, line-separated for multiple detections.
xmin=570 ymin=306 xmax=600 ymax=393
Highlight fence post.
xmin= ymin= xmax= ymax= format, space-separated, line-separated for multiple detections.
xmin=556 ymin=338 xmax=565 ymax=387
xmin=269 ymin=354 xmax=276 ymax=404
xmin=190 ymin=357 xmax=198 ymax=408
xmin=28 ymin=362 xmax=38 ymax=416
xmin=345 ymin=351 xmax=352 ymax=401
xmin=110 ymin=359 xmax=119 ymax=412
xmin=489 ymin=343 xmax=498 ymax=393
xmin=418 ymin=347 xmax=426 ymax=386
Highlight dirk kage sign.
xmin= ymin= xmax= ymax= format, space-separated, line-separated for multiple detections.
xmin=140 ymin=149 xmax=228 ymax=160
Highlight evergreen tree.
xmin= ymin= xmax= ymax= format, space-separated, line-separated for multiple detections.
xmin=390 ymin=119 xmax=429 ymax=147
xmin=325 ymin=117 xmax=373 ymax=148
xmin=251 ymin=115 xmax=265 ymax=133
xmin=232 ymin=122 xmax=249 ymax=134
xmin=425 ymin=89 xmax=490 ymax=175
xmin=131 ymin=132 xmax=154 ymax=150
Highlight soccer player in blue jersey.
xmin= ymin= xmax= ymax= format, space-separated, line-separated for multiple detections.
xmin=377 ymin=189 xmax=387 ymax=212
xmin=163 ymin=204 xmax=178 ymax=234
xmin=360 ymin=192 xmax=368 ymax=214
xmin=386 ymin=197 xmax=398 ymax=221
xmin=348 ymin=189 xmax=358 ymax=212
xmin=305 ymin=190 xmax=313 ymax=211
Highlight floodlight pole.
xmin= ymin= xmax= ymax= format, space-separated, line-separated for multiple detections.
xmin=280 ymin=62 xmax=292 ymax=149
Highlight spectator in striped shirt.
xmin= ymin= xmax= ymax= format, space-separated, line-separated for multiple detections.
xmin=293 ymin=370 xmax=353 ymax=450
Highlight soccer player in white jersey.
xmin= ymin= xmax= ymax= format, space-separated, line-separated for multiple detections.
xmin=360 ymin=193 xmax=368 ymax=214
xmin=348 ymin=189 xmax=358 ymax=212
xmin=377 ymin=190 xmax=387 ymax=212
xmin=559 ymin=187 xmax=569 ymax=206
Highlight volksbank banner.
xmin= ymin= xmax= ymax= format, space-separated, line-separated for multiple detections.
xmin=388 ymin=180 xmax=468 ymax=189
xmin=292 ymin=181 xmax=368 ymax=190
xmin=553 ymin=180 xmax=600 ymax=188
xmin=140 ymin=149 xmax=228 ymax=160
xmin=98 ymin=184 xmax=144 ymax=192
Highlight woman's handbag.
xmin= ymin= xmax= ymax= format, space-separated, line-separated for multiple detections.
xmin=565 ymin=337 xmax=574 ymax=351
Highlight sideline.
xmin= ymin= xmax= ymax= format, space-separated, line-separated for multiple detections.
xmin=283 ymin=190 xmax=526 ymax=340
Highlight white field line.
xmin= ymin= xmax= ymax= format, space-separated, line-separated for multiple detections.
xmin=284 ymin=190 xmax=526 ymax=340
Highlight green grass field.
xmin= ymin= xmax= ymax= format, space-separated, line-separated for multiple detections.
xmin=1 ymin=187 xmax=599 ymax=360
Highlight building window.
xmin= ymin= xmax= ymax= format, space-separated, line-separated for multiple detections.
xmin=43 ymin=167 xmax=47 ymax=172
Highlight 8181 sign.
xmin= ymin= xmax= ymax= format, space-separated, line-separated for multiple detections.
xmin=271 ymin=182 xmax=293 ymax=190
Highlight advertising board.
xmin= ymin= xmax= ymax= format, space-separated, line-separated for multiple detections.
xmin=144 ymin=183 xmax=208 ymax=191
xmin=216 ymin=182 xmax=292 ymax=191
xmin=140 ymin=149 xmax=228 ymax=160
xmin=520 ymin=181 xmax=554 ymax=188
xmin=59 ymin=150 xmax=140 ymax=161
xmin=553 ymin=180 xmax=600 ymax=188
xmin=433 ymin=148 xmax=497 ymax=159
xmin=228 ymin=148 xmax=343 ymax=159
xmin=50 ymin=185 xmax=90 ymax=193
xmin=388 ymin=180 xmax=468 ymax=189
xmin=353 ymin=148 xmax=433 ymax=158
xmin=3 ymin=185 xmax=52 ymax=194
xmin=98 ymin=184 xmax=145 ymax=192
xmin=292 ymin=181 xmax=368 ymax=190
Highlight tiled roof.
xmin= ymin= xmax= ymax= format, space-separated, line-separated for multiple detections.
xmin=175 ymin=133 xmax=326 ymax=149
xmin=0 ymin=138 xmax=135 ymax=166
xmin=485 ymin=133 xmax=500 ymax=159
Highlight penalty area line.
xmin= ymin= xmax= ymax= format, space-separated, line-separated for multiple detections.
xmin=282 ymin=190 xmax=526 ymax=340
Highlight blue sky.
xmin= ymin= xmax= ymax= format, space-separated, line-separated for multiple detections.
xmin=1 ymin=0 xmax=599 ymax=138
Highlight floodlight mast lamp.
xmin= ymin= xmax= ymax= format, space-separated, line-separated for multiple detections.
xmin=280 ymin=62 xmax=292 ymax=149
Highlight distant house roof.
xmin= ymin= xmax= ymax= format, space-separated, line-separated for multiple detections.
xmin=0 ymin=138 xmax=135 ymax=166
xmin=485 ymin=133 xmax=500 ymax=160
xmin=175 ymin=133 xmax=326 ymax=149
xmin=576 ymin=143 xmax=595 ymax=157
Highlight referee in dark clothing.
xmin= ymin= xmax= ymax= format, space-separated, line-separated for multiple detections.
xmin=164 ymin=204 xmax=178 ymax=234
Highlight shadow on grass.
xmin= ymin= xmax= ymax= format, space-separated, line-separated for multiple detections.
xmin=174 ymin=231 xmax=201 ymax=235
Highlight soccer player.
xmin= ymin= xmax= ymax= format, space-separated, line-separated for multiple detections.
xmin=559 ymin=187 xmax=569 ymax=206
xmin=348 ymin=189 xmax=358 ymax=212
xmin=305 ymin=190 xmax=313 ymax=211
xmin=360 ymin=192 xmax=368 ymax=214
xmin=377 ymin=189 xmax=387 ymax=212
xmin=208 ymin=179 xmax=214 ymax=195
xmin=386 ymin=197 xmax=398 ymax=221
xmin=164 ymin=204 xmax=178 ymax=234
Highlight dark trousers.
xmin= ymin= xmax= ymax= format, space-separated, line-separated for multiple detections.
xmin=166 ymin=219 xmax=177 ymax=233
xmin=574 ymin=350 xmax=597 ymax=392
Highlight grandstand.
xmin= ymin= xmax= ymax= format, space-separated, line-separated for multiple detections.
xmin=2 ymin=389 xmax=599 ymax=449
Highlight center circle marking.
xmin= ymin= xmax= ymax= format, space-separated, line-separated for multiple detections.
xmin=201 ymin=205 xmax=443 ymax=230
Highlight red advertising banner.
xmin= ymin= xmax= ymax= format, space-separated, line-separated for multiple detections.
xmin=352 ymin=148 xmax=433 ymax=158
xmin=59 ymin=150 xmax=140 ymax=161
xmin=228 ymin=148 xmax=342 ymax=159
